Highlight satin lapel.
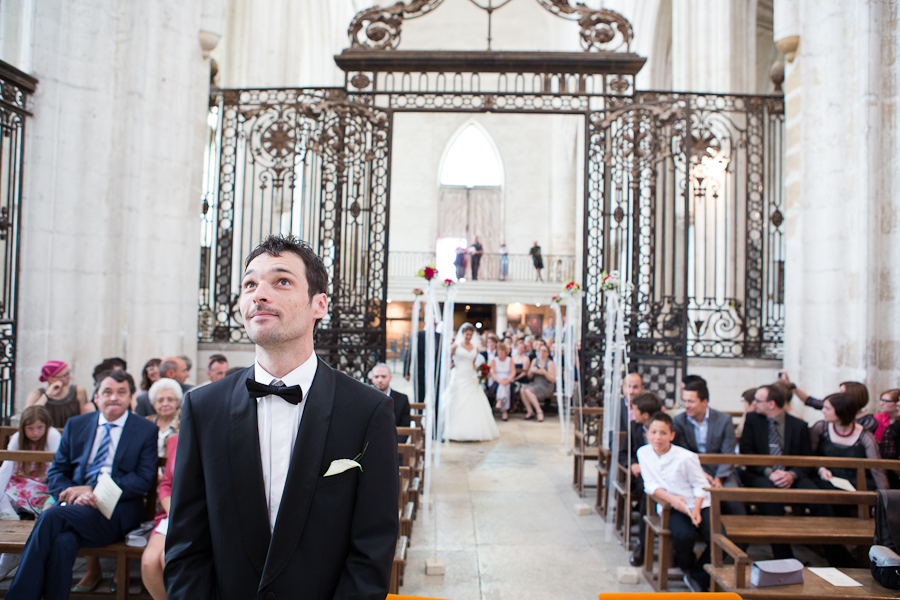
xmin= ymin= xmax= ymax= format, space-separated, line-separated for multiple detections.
xmin=260 ymin=358 xmax=335 ymax=589
xmin=229 ymin=368 xmax=271 ymax=575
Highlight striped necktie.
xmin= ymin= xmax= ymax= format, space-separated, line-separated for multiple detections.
xmin=85 ymin=423 xmax=116 ymax=485
xmin=767 ymin=418 xmax=783 ymax=472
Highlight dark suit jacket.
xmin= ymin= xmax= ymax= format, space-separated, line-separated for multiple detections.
xmin=618 ymin=420 xmax=646 ymax=468
xmin=403 ymin=330 xmax=441 ymax=404
xmin=673 ymin=407 xmax=737 ymax=479
xmin=390 ymin=389 xmax=411 ymax=444
xmin=739 ymin=411 xmax=813 ymax=478
xmin=165 ymin=359 xmax=400 ymax=600
xmin=47 ymin=411 xmax=159 ymax=531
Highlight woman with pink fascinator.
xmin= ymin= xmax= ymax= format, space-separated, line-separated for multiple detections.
xmin=24 ymin=360 xmax=88 ymax=429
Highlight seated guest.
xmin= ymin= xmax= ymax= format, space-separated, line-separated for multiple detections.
xmin=24 ymin=361 xmax=89 ymax=429
xmin=739 ymin=383 xmax=817 ymax=559
xmin=674 ymin=379 xmax=746 ymax=517
xmin=490 ymin=343 xmax=514 ymax=421
xmin=6 ymin=370 xmax=158 ymax=599
xmin=779 ymin=371 xmax=877 ymax=434
xmin=91 ymin=358 xmax=127 ymax=384
xmin=812 ymin=392 xmax=888 ymax=492
xmin=638 ymin=412 xmax=711 ymax=592
xmin=479 ymin=335 xmax=499 ymax=402
xmin=145 ymin=378 xmax=182 ymax=457
xmin=0 ymin=406 xmax=62 ymax=580
xmin=812 ymin=392 xmax=888 ymax=566
xmin=369 ymin=363 xmax=411 ymax=444
xmin=880 ymin=419 xmax=900 ymax=488
xmin=510 ymin=341 xmax=531 ymax=406
xmin=619 ymin=373 xmax=646 ymax=438
xmin=206 ymin=354 xmax=229 ymax=384
xmin=139 ymin=359 xmax=162 ymax=394
xmin=621 ymin=391 xmax=662 ymax=566
xmin=874 ymin=389 xmax=899 ymax=443
xmin=519 ymin=344 xmax=555 ymax=421
xmin=141 ymin=435 xmax=177 ymax=600
xmin=735 ymin=387 xmax=757 ymax=438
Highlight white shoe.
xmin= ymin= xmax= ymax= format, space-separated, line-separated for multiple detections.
xmin=0 ymin=554 xmax=19 ymax=580
xmin=683 ymin=573 xmax=701 ymax=593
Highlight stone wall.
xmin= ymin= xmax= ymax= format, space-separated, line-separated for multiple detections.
xmin=6 ymin=0 xmax=217 ymax=405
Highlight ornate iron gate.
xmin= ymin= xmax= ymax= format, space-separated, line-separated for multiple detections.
xmin=198 ymin=88 xmax=391 ymax=378
xmin=0 ymin=62 xmax=35 ymax=420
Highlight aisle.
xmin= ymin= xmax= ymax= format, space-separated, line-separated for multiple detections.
xmin=402 ymin=415 xmax=653 ymax=599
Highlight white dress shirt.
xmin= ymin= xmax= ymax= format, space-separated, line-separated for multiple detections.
xmin=637 ymin=443 xmax=710 ymax=512
xmin=255 ymin=353 xmax=318 ymax=532
xmin=88 ymin=411 xmax=129 ymax=478
xmin=686 ymin=406 xmax=711 ymax=454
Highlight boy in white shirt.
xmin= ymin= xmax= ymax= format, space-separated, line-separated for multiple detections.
xmin=637 ymin=411 xmax=711 ymax=592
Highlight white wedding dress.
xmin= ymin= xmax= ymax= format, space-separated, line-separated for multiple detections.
xmin=442 ymin=344 xmax=500 ymax=442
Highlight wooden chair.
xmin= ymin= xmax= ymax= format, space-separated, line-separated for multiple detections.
xmin=599 ymin=594 xmax=741 ymax=600
xmin=641 ymin=491 xmax=675 ymax=591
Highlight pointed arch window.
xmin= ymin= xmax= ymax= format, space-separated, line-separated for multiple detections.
xmin=440 ymin=124 xmax=503 ymax=187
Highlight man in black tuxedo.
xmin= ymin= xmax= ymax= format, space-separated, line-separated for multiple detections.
xmin=7 ymin=370 xmax=158 ymax=599
xmin=403 ymin=326 xmax=441 ymax=405
xmin=369 ymin=362 xmax=411 ymax=443
xmin=739 ymin=383 xmax=816 ymax=559
xmin=165 ymin=235 xmax=399 ymax=600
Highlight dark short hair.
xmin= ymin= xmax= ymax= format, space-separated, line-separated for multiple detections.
xmin=761 ymin=384 xmax=786 ymax=408
xmin=208 ymin=354 xmax=228 ymax=369
xmin=647 ymin=411 xmax=674 ymax=432
xmin=92 ymin=358 xmax=127 ymax=383
xmin=683 ymin=379 xmax=709 ymax=401
xmin=225 ymin=366 xmax=244 ymax=377
xmin=682 ymin=374 xmax=707 ymax=387
xmin=244 ymin=234 xmax=328 ymax=300
xmin=631 ymin=391 xmax=662 ymax=416
xmin=741 ymin=387 xmax=758 ymax=404
xmin=159 ymin=360 xmax=179 ymax=378
xmin=825 ymin=392 xmax=858 ymax=426
xmin=140 ymin=358 xmax=162 ymax=392
xmin=96 ymin=369 xmax=136 ymax=395
xmin=840 ymin=381 xmax=869 ymax=412
xmin=771 ymin=380 xmax=794 ymax=404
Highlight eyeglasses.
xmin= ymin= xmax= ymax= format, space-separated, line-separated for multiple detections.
xmin=880 ymin=398 xmax=898 ymax=403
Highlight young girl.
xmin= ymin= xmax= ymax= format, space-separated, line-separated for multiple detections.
xmin=0 ymin=405 xmax=61 ymax=579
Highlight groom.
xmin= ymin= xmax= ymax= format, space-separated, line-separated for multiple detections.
xmin=165 ymin=235 xmax=399 ymax=599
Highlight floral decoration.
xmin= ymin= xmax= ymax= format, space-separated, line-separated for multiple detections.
xmin=417 ymin=265 xmax=438 ymax=280
xmin=412 ymin=288 xmax=424 ymax=296
xmin=442 ymin=278 xmax=454 ymax=288
xmin=565 ymin=281 xmax=581 ymax=293
xmin=478 ymin=363 xmax=492 ymax=384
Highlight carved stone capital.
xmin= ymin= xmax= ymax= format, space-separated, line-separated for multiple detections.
xmin=775 ymin=35 xmax=800 ymax=63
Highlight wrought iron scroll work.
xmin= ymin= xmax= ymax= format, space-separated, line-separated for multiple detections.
xmin=349 ymin=0 xmax=445 ymax=50
xmin=534 ymin=1 xmax=633 ymax=52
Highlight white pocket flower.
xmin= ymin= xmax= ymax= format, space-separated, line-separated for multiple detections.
xmin=323 ymin=458 xmax=362 ymax=477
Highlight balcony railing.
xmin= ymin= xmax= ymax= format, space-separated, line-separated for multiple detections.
xmin=388 ymin=251 xmax=576 ymax=283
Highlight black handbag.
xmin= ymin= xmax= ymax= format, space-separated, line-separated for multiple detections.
xmin=871 ymin=490 xmax=900 ymax=590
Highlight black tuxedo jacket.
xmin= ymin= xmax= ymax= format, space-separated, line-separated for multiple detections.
xmin=673 ymin=407 xmax=737 ymax=479
xmin=739 ymin=411 xmax=813 ymax=478
xmin=618 ymin=420 xmax=646 ymax=468
xmin=403 ymin=330 xmax=441 ymax=403
xmin=389 ymin=389 xmax=411 ymax=444
xmin=165 ymin=359 xmax=400 ymax=600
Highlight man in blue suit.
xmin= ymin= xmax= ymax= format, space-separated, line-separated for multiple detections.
xmin=7 ymin=369 xmax=158 ymax=599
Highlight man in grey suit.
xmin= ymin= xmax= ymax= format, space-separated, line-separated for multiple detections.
xmin=674 ymin=378 xmax=746 ymax=516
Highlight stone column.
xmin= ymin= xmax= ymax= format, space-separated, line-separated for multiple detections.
xmin=14 ymin=0 xmax=218 ymax=407
xmin=782 ymin=0 xmax=900 ymax=416
xmin=495 ymin=304 xmax=508 ymax=337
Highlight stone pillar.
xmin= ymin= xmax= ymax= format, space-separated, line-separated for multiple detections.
xmin=783 ymin=0 xmax=900 ymax=417
xmin=671 ymin=0 xmax=755 ymax=93
xmin=14 ymin=0 xmax=218 ymax=407
xmin=495 ymin=304 xmax=508 ymax=337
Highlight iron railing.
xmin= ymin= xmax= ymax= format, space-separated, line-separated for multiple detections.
xmin=388 ymin=250 xmax=576 ymax=283
xmin=0 ymin=61 xmax=35 ymax=421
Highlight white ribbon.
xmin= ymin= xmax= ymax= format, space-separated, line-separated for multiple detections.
xmin=422 ymin=279 xmax=441 ymax=499
xmin=552 ymin=302 xmax=565 ymax=441
xmin=563 ymin=295 xmax=577 ymax=445
xmin=435 ymin=284 xmax=458 ymax=459
xmin=601 ymin=289 xmax=630 ymax=526
xmin=409 ymin=295 xmax=422 ymax=403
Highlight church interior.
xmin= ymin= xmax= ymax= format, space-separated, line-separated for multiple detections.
xmin=1 ymin=0 xmax=899 ymax=597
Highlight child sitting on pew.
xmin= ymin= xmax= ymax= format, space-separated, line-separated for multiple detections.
xmin=637 ymin=411 xmax=711 ymax=593
xmin=0 ymin=406 xmax=61 ymax=579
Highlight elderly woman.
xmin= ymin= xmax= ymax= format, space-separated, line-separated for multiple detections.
xmin=146 ymin=378 xmax=182 ymax=457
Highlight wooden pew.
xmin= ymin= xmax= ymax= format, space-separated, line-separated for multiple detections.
xmin=572 ymin=406 xmax=603 ymax=497
xmin=641 ymin=454 xmax=897 ymax=592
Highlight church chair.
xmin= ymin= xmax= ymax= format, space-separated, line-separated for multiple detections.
xmin=599 ymin=594 xmax=741 ymax=599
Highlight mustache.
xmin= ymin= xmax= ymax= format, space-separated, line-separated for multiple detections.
xmin=247 ymin=304 xmax=280 ymax=318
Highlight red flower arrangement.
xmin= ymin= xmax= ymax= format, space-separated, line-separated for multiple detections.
xmin=565 ymin=281 xmax=581 ymax=292
xmin=412 ymin=288 xmax=424 ymax=296
xmin=442 ymin=278 xmax=454 ymax=288
xmin=478 ymin=363 xmax=492 ymax=384
xmin=417 ymin=265 xmax=438 ymax=280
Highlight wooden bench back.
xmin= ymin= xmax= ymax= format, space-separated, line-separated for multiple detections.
xmin=698 ymin=453 xmax=898 ymax=492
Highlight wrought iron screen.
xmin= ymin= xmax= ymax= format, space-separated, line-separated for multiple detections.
xmin=0 ymin=62 xmax=34 ymax=421
xmin=581 ymin=92 xmax=785 ymax=408
xmin=199 ymin=88 xmax=391 ymax=378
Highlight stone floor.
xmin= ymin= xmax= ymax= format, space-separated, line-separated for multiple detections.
xmin=399 ymin=414 xmax=654 ymax=600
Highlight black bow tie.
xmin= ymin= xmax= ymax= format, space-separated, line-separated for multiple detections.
xmin=246 ymin=379 xmax=304 ymax=405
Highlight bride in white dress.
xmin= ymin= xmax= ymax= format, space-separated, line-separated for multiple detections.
xmin=441 ymin=323 xmax=500 ymax=442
